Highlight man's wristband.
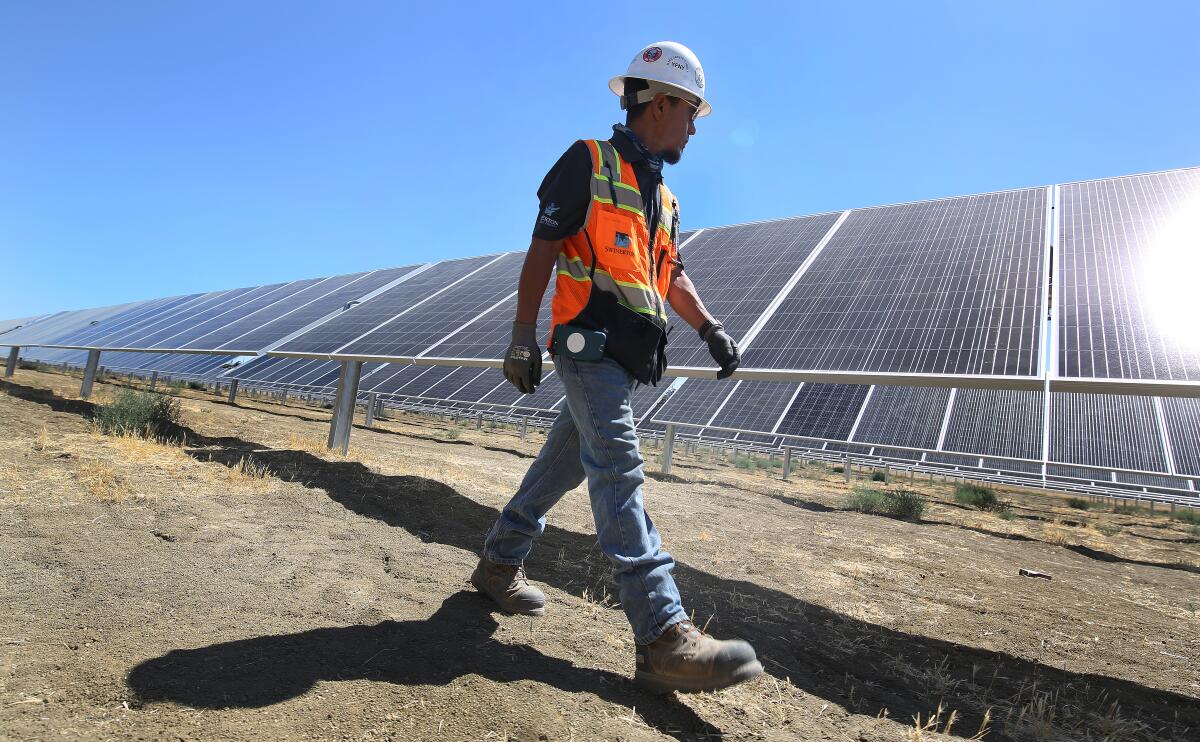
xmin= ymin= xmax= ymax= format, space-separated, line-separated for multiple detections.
xmin=698 ymin=320 xmax=723 ymax=342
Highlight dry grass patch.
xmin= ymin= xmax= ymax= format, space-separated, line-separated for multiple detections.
xmin=108 ymin=431 xmax=189 ymax=466
xmin=285 ymin=432 xmax=360 ymax=460
xmin=32 ymin=425 xmax=50 ymax=452
xmin=76 ymin=458 xmax=129 ymax=502
xmin=217 ymin=455 xmax=277 ymax=493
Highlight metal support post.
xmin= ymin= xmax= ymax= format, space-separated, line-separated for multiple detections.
xmin=782 ymin=447 xmax=792 ymax=481
xmin=80 ymin=350 xmax=102 ymax=399
xmin=365 ymin=392 xmax=378 ymax=427
xmin=149 ymin=371 xmax=158 ymax=391
xmin=326 ymin=361 xmax=363 ymax=454
xmin=227 ymin=379 xmax=239 ymax=404
xmin=844 ymin=454 xmax=851 ymax=483
xmin=520 ymin=416 xmax=528 ymax=441
xmin=884 ymin=464 xmax=891 ymax=484
xmin=476 ymin=412 xmax=483 ymax=430
xmin=5 ymin=346 xmax=19 ymax=377
xmin=662 ymin=423 xmax=676 ymax=476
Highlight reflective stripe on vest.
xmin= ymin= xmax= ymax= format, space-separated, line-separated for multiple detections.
xmin=550 ymin=139 xmax=678 ymax=332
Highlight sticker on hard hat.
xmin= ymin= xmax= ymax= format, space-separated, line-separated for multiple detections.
xmin=666 ymin=56 xmax=689 ymax=72
xmin=642 ymin=47 xmax=662 ymax=63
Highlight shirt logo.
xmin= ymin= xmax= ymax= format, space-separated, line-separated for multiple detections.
xmin=539 ymin=202 xmax=560 ymax=228
xmin=614 ymin=232 xmax=632 ymax=248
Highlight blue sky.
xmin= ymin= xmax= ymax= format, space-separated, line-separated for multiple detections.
xmin=2 ymin=1 xmax=1198 ymax=318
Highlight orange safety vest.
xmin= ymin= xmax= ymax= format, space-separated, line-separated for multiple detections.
xmin=550 ymin=139 xmax=679 ymax=343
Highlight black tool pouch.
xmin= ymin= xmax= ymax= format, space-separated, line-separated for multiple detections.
xmin=575 ymin=289 xmax=667 ymax=385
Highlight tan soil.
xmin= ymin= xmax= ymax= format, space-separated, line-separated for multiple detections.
xmin=1 ymin=368 xmax=1198 ymax=741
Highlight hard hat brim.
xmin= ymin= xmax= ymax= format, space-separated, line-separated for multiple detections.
xmin=609 ymin=75 xmax=712 ymax=117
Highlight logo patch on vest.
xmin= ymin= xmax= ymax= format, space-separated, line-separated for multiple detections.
xmin=614 ymin=232 xmax=632 ymax=248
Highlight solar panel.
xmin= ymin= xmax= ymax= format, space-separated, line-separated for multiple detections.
xmin=117 ymin=283 xmax=304 ymax=349
xmin=1161 ymin=397 xmax=1200 ymax=476
xmin=446 ymin=369 xmax=507 ymax=402
xmin=1055 ymin=168 xmax=1200 ymax=383
xmin=147 ymin=279 xmax=334 ymax=350
xmin=651 ymin=378 xmax=738 ymax=426
xmin=415 ymin=367 xmax=492 ymax=400
xmin=774 ymin=384 xmax=871 ymax=441
xmin=209 ymin=265 xmax=427 ymax=353
xmin=708 ymin=381 xmax=802 ymax=433
xmin=0 ymin=301 xmax=151 ymax=347
xmin=273 ymin=255 xmax=501 ymax=356
xmin=0 ymin=314 xmax=48 ymax=336
xmin=851 ymin=386 xmax=952 ymax=450
xmin=335 ymin=252 xmax=524 ymax=359
xmin=742 ymin=188 xmax=1048 ymax=378
xmin=84 ymin=288 xmax=262 ymax=348
xmin=174 ymin=274 xmax=363 ymax=351
xmin=360 ymin=364 xmax=431 ymax=394
xmin=1049 ymin=392 xmax=1168 ymax=472
xmin=941 ymin=388 xmax=1042 ymax=460
xmin=479 ymin=370 xmax=566 ymax=411
xmin=419 ymin=277 xmax=554 ymax=359
xmin=665 ymin=213 xmax=843 ymax=367
xmin=225 ymin=355 xmax=288 ymax=381
xmin=45 ymin=295 xmax=202 ymax=348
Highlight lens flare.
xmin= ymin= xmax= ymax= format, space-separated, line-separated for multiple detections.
xmin=1142 ymin=192 xmax=1200 ymax=353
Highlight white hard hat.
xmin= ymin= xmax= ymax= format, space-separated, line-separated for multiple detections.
xmin=609 ymin=41 xmax=711 ymax=118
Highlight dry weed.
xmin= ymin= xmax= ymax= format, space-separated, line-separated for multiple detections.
xmin=76 ymin=459 xmax=128 ymax=502
xmin=1041 ymin=523 xmax=1072 ymax=546
xmin=32 ymin=425 xmax=49 ymax=452
xmin=110 ymin=431 xmax=187 ymax=465
xmin=286 ymin=432 xmax=359 ymax=459
xmin=219 ymin=456 xmax=276 ymax=493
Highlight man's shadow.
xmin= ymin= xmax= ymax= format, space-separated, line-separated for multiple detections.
xmin=126 ymin=591 xmax=719 ymax=739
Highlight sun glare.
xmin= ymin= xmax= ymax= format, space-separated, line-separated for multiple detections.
xmin=1142 ymin=191 xmax=1200 ymax=353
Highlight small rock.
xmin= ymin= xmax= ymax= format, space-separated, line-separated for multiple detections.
xmin=1019 ymin=568 xmax=1052 ymax=580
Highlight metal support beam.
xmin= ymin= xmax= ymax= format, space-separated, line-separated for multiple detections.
xmin=365 ymin=392 xmax=378 ymax=427
xmin=782 ymin=446 xmax=792 ymax=481
xmin=662 ymin=423 xmax=677 ymax=476
xmin=227 ymin=379 xmax=239 ymax=404
xmin=844 ymin=454 xmax=851 ymax=483
xmin=326 ymin=361 xmax=363 ymax=454
xmin=4 ymin=346 xmax=19 ymax=377
xmin=80 ymin=349 xmax=101 ymax=399
xmin=520 ymin=416 xmax=528 ymax=441
xmin=149 ymin=371 xmax=158 ymax=391
xmin=476 ymin=412 xmax=483 ymax=430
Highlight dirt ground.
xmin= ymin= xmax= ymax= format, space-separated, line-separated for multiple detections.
xmin=1 ymin=368 xmax=1198 ymax=741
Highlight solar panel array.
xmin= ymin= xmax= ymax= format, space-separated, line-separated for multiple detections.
xmin=5 ymin=166 xmax=1199 ymax=497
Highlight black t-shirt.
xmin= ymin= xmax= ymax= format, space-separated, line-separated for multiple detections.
xmin=532 ymin=130 xmax=664 ymax=245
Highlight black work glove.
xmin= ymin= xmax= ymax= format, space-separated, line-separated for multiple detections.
xmin=503 ymin=321 xmax=542 ymax=394
xmin=700 ymin=320 xmax=740 ymax=380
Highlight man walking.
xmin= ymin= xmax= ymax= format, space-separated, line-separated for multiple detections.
xmin=472 ymin=42 xmax=760 ymax=694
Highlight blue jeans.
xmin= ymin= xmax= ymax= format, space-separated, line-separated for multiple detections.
xmin=483 ymin=356 xmax=685 ymax=644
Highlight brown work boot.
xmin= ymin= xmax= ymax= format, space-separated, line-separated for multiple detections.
xmin=635 ymin=619 xmax=763 ymax=693
xmin=470 ymin=557 xmax=546 ymax=616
